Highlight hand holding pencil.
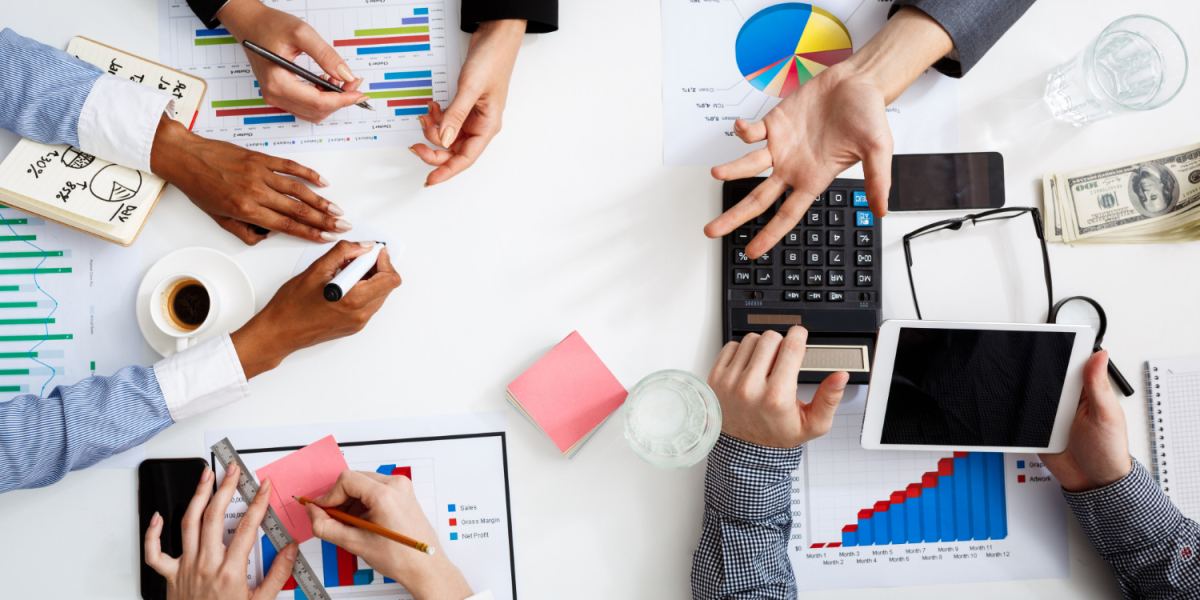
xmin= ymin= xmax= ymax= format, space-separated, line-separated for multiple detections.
xmin=305 ymin=470 xmax=474 ymax=598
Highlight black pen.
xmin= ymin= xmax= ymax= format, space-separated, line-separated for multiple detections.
xmin=241 ymin=40 xmax=373 ymax=111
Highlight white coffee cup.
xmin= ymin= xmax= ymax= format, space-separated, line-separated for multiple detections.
xmin=149 ymin=273 xmax=221 ymax=354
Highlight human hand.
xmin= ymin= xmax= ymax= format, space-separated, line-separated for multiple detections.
xmin=705 ymin=7 xmax=953 ymax=258
xmin=217 ymin=0 xmax=366 ymax=122
xmin=231 ymin=241 xmax=402 ymax=378
xmin=151 ymin=118 xmax=349 ymax=245
xmin=145 ymin=464 xmax=299 ymax=600
xmin=708 ymin=326 xmax=849 ymax=448
xmin=307 ymin=471 xmax=472 ymax=599
xmin=1040 ymin=351 xmax=1134 ymax=492
xmin=411 ymin=19 xmax=526 ymax=186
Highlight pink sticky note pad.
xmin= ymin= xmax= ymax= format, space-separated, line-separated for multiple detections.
xmin=507 ymin=331 xmax=627 ymax=455
xmin=255 ymin=435 xmax=348 ymax=543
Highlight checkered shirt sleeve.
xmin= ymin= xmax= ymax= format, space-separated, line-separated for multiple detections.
xmin=1064 ymin=459 xmax=1200 ymax=599
xmin=691 ymin=433 xmax=803 ymax=599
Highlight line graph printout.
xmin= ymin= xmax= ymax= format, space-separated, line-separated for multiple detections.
xmin=0 ymin=206 xmax=150 ymax=398
xmin=160 ymin=0 xmax=461 ymax=151
xmin=788 ymin=388 xmax=1069 ymax=589
xmin=661 ymin=0 xmax=959 ymax=165
xmin=209 ymin=414 xmax=516 ymax=599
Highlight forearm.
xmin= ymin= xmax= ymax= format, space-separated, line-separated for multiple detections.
xmin=0 ymin=366 xmax=172 ymax=493
xmin=691 ymin=434 xmax=801 ymax=600
xmin=1064 ymin=459 xmax=1200 ymax=598
xmin=842 ymin=7 xmax=953 ymax=104
xmin=460 ymin=0 xmax=558 ymax=34
xmin=890 ymin=0 xmax=1036 ymax=78
xmin=0 ymin=28 xmax=101 ymax=146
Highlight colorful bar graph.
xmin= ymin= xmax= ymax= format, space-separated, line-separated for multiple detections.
xmin=369 ymin=79 xmax=433 ymax=90
xmin=261 ymin=535 xmax=298 ymax=591
xmin=394 ymin=107 xmax=429 ymax=116
xmin=0 ymin=334 xmax=72 ymax=342
xmin=357 ymin=44 xmax=431 ymax=55
xmin=0 ymin=352 xmax=37 ymax=358
xmin=387 ymin=98 xmax=430 ymax=107
xmin=212 ymin=98 xmax=268 ymax=108
xmin=195 ymin=36 xmax=237 ymax=46
xmin=243 ymin=115 xmax=296 ymax=125
xmin=195 ymin=28 xmax=231 ymax=37
xmin=820 ymin=452 xmax=1009 ymax=548
xmin=414 ymin=7 xmax=429 ymax=15
xmin=0 ymin=318 xmax=54 ymax=326
xmin=0 ymin=268 xmax=71 ymax=275
xmin=354 ymin=26 xmax=429 ymax=37
xmin=334 ymin=34 xmax=430 ymax=47
xmin=0 ymin=251 xmax=62 ymax=258
xmin=214 ymin=107 xmax=288 ymax=118
xmin=365 ymin=89 xmax=433 ymax=100
xmin=385 ymin=70 xmax=433 ymax=80
xmin=0 ymin=302 xmax=37 ymax=308
xmin=321 ymin=539 xmax=340 ymax=586
xmin=402 ymin=17 xmax=429 ymax=24
xmin=0 ymin=235 xmax=36 ymax=242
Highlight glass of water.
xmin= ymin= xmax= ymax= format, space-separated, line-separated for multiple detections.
xmin=1044 ymin=14 xmax=1188 ymax=126
xmin=623 ymin=369 xmax=722 ymax=468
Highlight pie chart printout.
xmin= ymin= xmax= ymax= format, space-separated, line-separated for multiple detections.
xmin=735 ymin=3 xmax=853 ymax=98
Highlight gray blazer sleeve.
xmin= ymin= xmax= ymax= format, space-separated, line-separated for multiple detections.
xmin=889 ymin=0 xmax=1036 ymax=78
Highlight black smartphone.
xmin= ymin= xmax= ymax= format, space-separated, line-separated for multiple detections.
xmin=138 ymin=458 xmax=208 ymax=600
xmin=888 ymin=152 xmax=1005 ymax=211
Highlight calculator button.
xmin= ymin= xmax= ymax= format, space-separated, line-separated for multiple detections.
xmin=783 ymin=290 xmax=802 ymax=302
xmin=733 ymin=249 xmax=750 ymax=265
xmin=806 ymin=270 xmax=824 ymax=286
xmin=812 ymin=193 xmax=825 ymax=206
xmin=806 ymin=209 xmax=823 ymax=226
xmin=783 ymin=269 xmax=803 ymax=285
xmin=855 ymin=231 xmax=873 ymax=247
xmin=855 ymin=211 xmax=875 ymax=227
xmin=855 ymin=271 xmax=874 ymax=287
xmin=806 ymin=250 xmax=823 ymax=266
xmin=733 ymin=229 xmax=752 ymax=245
xmin=827 ymin=291 xmax=845 ymax=302
xmin=756 ymin=251 xmax=773 ymax=265
xmin=855 ymin=250 xmax=874 ymax=267
xmin=828 ymin=210 xmax=845 ymax=226
xmin=827 ymin=230 xmax=845 ymax=246
xmin=828 ymin=190 xmax=847 ymax=206
xmin=733 ymin=269 xmax=752 ymax=285
xmin=755 ymin=269 xmax=773 ymax=285
xmin=783 ymin=249 xmax=803 ymax=265
xmin=828 ymin=250 xmax=845 ymax=266
xmin=852 ymin=190 xmax=869 ymax=207
xmin=805 ymin=291 xmax=823 ymax=302
xmin=827 ymin=270 xmax=846 ymax=286
xmin=805 ymin=231 xmax=822 ymax=246
xmin=784 ymin=231 xmax=802 ymax=246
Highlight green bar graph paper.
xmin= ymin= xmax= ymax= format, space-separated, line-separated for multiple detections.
xmin=365 ymin=89 xmax=434 ymax=100
xmin=0 ymin=385 xmax=21 ymax=393
xmin=0 ymin=334 xmax=73 ymax=342
xmin=0 ymin=318 xmax=54 ymax=325
xmin=212 ymin=98 xmax=268 ymax=108
xmin=0 ymin=268 xmax=71 ymax=275
xmin=195 ymin=37 xmax=238 ymax=46
xmin=0 ymin=352 xmax=37 ymax=359
xmin=0 ymin=251 xmax=63 ymax=258
xmin=0 ymin=369 xmax=29 ymax=376
xmin=354 ymin=26 xmax=429 ymax=36
xmin=0 ymin=302 xmax=37 ymax=308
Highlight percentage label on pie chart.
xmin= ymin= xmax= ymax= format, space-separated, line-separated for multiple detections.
xmin=735 ymin=3 xmax=852 ymax=98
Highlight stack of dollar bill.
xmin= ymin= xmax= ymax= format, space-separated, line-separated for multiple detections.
xmin=1043 ymin=143 xmax=1200 ymax=243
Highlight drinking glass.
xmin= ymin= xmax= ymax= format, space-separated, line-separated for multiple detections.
xmin=1044 ymin=15 xmax=1187 ymax=126
xmin=623 ymin=370 xmax=721 ymax=468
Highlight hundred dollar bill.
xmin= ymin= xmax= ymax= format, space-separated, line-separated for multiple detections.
xmin=1044 ymin=142 xmax=1200 ymax=243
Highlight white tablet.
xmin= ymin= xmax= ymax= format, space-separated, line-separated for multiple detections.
xmin=861 ymin=320 xmax=1096 ymax=454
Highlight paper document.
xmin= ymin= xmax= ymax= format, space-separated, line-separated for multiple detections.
xmin=159 ymin=0 xmax=462 ymax=152
xmin=209 ymin=414 xmax=516 ymax=599
xmin=660 ymin=0 xmax=959 ymax=166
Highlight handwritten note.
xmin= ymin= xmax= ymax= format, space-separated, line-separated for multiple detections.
xmin=255 ymin=435 xmax=349 ymax=543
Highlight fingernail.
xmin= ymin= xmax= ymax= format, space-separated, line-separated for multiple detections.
xmin=358 ymin=241 xmax=373 ymax=248
xmin=318 ymin=175 xmax=330 ymax=188
xmin=326 ymin=202 xmax=344 ymax=217
xmin=151 ymin=511 xmax=161 ymax=525
xmin=440 ymin=126 xmax=457 ymax=148
xmin=261 ymin=479 xmax=272 ymax=492
xmin=408 ymin=145 xmax=420 ymax=156
xmin=284 ymin=544 xmax=299 ymax=558
xmin=321 ymin=232 xmax=337 ymax=242
xmin=334 ymin=218 xmax=353 ymax=232
xmin=336 ymin=64 xmax=355 ymax=82
xmin=202 ymin=467 xmax=212 ymax=482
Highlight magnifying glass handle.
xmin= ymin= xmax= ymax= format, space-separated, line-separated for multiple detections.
xmin=1107 ymin=357 xmax=1135 ymax=398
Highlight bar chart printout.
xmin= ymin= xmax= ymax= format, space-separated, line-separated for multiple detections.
xmin=0 ymin=206 xmax=146 ymax=400
xmin=788 ymin=389 xmax=1069 ymax=589
xmin=160 ymin=0 xmax=461 ymax=150
xmin=214 ymin=429 xmax=515 ymax=600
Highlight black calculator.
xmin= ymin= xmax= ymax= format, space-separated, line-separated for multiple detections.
xmin=721 ymin=177 xmax=881 ymax=385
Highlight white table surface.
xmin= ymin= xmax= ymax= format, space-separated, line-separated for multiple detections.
xmin=2 ymin=1 xmax=1198 ymax=598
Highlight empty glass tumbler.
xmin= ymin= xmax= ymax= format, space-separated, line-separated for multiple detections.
xmin=623 ymin=370 xmax=722 ymax=468
xmin=1044 ymin=14 xmax=1187 ymax=126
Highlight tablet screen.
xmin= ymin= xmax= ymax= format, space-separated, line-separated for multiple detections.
xmin=881 ymin=327 xmax=1077 ymax=447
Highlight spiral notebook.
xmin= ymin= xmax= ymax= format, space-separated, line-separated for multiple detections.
xmin=1145 ymin=356 xmax=1200 ymax=520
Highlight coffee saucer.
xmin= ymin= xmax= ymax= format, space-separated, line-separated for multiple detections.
xmin=136 ymin=247 xmax=255 ymax=358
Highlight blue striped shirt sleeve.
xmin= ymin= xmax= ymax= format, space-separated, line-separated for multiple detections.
xmin=0 ymin=365 xmax=173 ymax=493
xmin=0 ymin=28 xmax=102 ymax=147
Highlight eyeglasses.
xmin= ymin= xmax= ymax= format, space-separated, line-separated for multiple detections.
xmin=902 ymin=207 xmax=1052 ymax=321
xmin=902 ymin=207 xmax=1133 ymax=396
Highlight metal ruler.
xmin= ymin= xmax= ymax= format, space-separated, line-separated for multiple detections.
xmin=211 ymin=437 xmax=331 ymax=600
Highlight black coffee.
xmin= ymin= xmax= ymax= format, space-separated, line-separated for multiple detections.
xmin=168 ymin=280 xmax=210 ymax=330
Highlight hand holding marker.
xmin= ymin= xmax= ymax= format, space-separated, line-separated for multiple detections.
xmin=325 ymin=242 xmax=386 ymax=301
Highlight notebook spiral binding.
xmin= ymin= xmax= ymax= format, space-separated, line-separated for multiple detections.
xmin=1145 ymin=363 xmax=1167 ymax=493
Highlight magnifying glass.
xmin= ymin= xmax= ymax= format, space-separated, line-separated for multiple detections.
xmin=1048 ymin=296 xmax=1134 ymax=397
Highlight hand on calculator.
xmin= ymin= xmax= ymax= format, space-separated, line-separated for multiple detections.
xmin=708 ymin=326 xmax=849 ymax=448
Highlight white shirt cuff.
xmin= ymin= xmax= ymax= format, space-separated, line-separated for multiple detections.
xmin=466 ymin=592 xmax=493 ymax=600
xmin=153 ymin=334 xmax=249 ymax=422
xmin=77 ymin=75 xmax=174 ymax=173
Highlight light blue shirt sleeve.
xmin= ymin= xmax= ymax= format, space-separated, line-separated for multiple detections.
xmin=0 ymin=365 xmax=173 ymax=493
xmin=0 ymin=28 xmax=103 ymax=146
